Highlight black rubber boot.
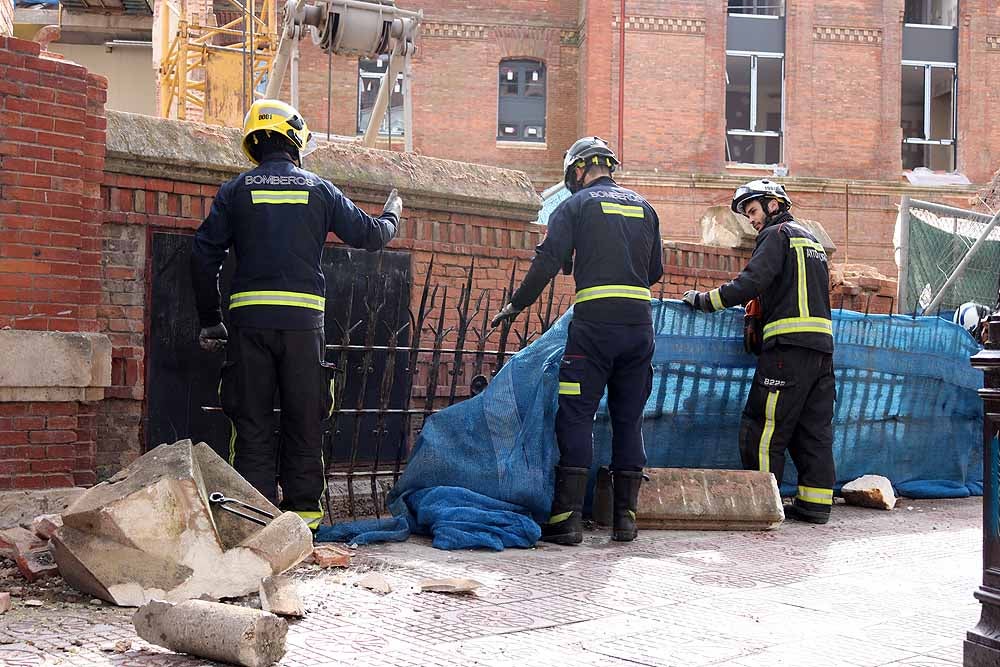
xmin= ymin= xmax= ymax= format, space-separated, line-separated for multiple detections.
xmin=612 ymin=469 xmax=643 ymax=542
xmin=540 ymin=466 xmax=589 ymax=545
xmin=784 ymin=499 xmax=831 ymax=525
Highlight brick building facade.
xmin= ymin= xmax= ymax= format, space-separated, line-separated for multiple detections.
xmin=289 ymin=0 xmax=996 ymax=276
xmin=1 ymin=34 xmax=894 ymax=490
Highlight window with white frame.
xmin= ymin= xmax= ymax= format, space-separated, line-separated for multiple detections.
xmin=357 ymin=57 xmax=405 ymax=136
xmin=904 ymin=0 xmax=957 ymax=26
xmin=725 ymin=53 xmax=783 ymax=166
xmin=901 ymin=63 xmax=956 ymax=171
xmin=497 ymin=59 xmax=546 ymax=142
xmin=727 ymin=0 xmax=784 ymax=17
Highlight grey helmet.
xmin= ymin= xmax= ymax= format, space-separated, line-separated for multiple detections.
xmin=731 ymin=179 xmax=793 ymax=215
xmin=563 ymin=136 xmax=620 ymax=193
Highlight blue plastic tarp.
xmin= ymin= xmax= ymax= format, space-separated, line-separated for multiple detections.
xmin=341 ymin=301 xmax=986 ymax=548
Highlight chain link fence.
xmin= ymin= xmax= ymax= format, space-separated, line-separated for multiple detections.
xmin=896 ymin=197 xmax=1000 ymax=315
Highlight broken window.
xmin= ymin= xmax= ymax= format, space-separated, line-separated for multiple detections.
xmin=357 ymin=57 xmax=405 ymax=136
xmin=725 ymin=53 xmax=783 ymax=165
xmin=904 ymin=0 xmax=957 ymax=26
xmin=727 ymin=0 xmax=784 ymax=17
xmin=497 ymin=59 xmax=546 ymax=142
xmin=901 ymin=63 xmax=956 ymax=171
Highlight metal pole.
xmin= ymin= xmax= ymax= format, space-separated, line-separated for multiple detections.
xmin=403 ymin=51 xmax=413 ymax=153
xmin=925 ymin=208 xmax=1000 ymax=313
xmin=897 ymin=196 xmax=910 ymax=314
xmin=290 ymin=31 xmax=300 ymax=108
xmin=362 ymin=50 xmax=404 ymax=147
xmin=618 ymin=0 xmax=625 ymax=162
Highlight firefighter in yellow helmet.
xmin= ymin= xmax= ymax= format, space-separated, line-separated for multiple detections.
xmin=190 ymin=99 xmax=402 ymax=529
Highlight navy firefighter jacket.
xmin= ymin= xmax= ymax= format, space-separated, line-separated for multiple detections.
xmin=512 ymin=176 xmax=663 ymax=324
xmin=190 ymin=154 xmax=398 ymax=330
xmin=701 ymin=211 xmax=834 ymax=354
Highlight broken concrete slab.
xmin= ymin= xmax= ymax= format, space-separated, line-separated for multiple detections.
xmin=593 ymin=468 xmax=784 ymax=531
xmin=0 ymin=488 xmax=84 ymax=530
xmin=842 ymin=475 xmax=897 ymax=510
xmin=418 ymin=578 xmax=481 ymax=594
xmin=309 ymin=545 xmax=352 ymax=568
xmin=356 ymin=573 xmax=391 ymax=594
xmin=50 ymin=439 xmax=312 ymax=606
xmin=32 ymin=514 xmax=63 ymax=541
xmin=133 ymin=599 xmax=287 ymax=667
xmin=699 ymin=205 xmax=757 ymax=249
xmin=259 ymin=575 xmax=304 ymax=618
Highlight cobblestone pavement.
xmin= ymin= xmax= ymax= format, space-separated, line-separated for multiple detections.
xmin=0 ymin=498 xmax=982 ymax=666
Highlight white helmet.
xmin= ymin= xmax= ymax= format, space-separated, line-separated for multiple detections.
xmin=953 ymin=302 xmax=989 ymax=334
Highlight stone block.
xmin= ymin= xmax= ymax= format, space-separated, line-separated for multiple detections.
xmin=133 ymin=599 xmax=287 ymax=667
xmin=842 ymin=475 xmax=897 ymax=510
xmin=593 ymin=468 xmax=784 ymax=531
xmin=0 ymin=488 xmax=84 ymax=530
xmin=259 ymin=575 xmax=304 ymax=618
xmin=0 ymin=330 xmax=111 ymax=402
xmin=699 ymin=205 xmax=756 ymax=249
xmin=32 ymin=514 xmax=63 ymax=541
xmin=0 ymin=592 xmax=10 ymax=614
xmin=51 ymin=439 xmax=312 ymax=606
xmin=0 ymin=526 xmax=42 ymax=558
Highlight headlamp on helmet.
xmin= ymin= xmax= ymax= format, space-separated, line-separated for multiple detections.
xmin=562 ymin=136 xmax=620 ymax=194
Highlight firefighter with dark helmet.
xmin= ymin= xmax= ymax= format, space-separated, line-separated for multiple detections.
xmin=491 ymin=136 xmax=664 ymax=544
xmin=190 ymin=99 xmax=402 ymax=530
xmin=682 ymin=179 xmax=837 ymax=525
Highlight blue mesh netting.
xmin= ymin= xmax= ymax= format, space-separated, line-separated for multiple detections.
xmin=387 ymin=301 xmax=987 ymax=533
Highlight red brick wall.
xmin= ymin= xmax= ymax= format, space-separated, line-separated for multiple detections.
xmin=0 ymin=36 xmax=106 ymax=490
xmin=0 ymin=403 xmax=97 ymax=489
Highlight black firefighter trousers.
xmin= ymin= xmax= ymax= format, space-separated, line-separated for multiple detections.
xmin=555 ymin=319 xmax=654 ymax=471
xmin=739 ymin=343 xmax=836 ymax=513
xmin=220 ymin=326 xmax=331 ymax=525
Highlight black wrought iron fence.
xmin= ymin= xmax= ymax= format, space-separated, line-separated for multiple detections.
xmin=323 ymin=255 xmax=575 ymax=520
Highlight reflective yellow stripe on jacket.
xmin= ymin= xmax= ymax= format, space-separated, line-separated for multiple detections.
xmin=575 ymin=284 xmax=651 ymax=304
xmin=230 ymin=290 xmax=326 ymax=311
xmin=762 ymin=316 xmax=833 ymax=339
xmin=600 ymin=202 xmax=645 ymax=218
xmin=250 ymin=190 xmax=310 ymax=205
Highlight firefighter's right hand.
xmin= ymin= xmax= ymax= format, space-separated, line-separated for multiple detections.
xmin=198 ymin=322 xmax=228 ymax=353
xmin=383 ymin=188 xmax=403 ymax=221
xmin=682 ymin=290 xmax=702 ymax=310
xmin=490 ymin=302 xmax=522 ymax=329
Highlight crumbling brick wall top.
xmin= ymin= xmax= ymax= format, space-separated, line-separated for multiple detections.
xmin=104 ymin=110 xmax=543 ymax=221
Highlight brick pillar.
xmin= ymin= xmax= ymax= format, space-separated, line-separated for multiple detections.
xmin=957 ymin=0 xmax=1000 ymax=184
xmin=0 ymin=36 xmax=111 ymax=489
xmin=579 ymin=0 xmax=613 ymax=140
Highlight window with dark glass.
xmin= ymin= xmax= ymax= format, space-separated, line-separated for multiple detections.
xmin=357 ymin=57 xmax=404 ymax=136
xmin=725 ymin=53 xmax=783 ymax=165
xmin=497 ymin=59 xmax=546 ymax=142
xmin=904 ymin=0 xmax=957 ymax=26
xmin=901 ymin=63 xmax=956 ymax=171
xmin=727 ymin=0 xmax=783 ymax=17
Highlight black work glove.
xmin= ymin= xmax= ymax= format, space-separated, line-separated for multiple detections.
xmin=490 ymin=302 xmax=522 ymax=329
xmin=682 ymin=290 xmax=712 ymax=313
xmin=383 ymin=188 xmax=402 ymax=221
xmin=198 ymin=322 xmax=228 ymax=353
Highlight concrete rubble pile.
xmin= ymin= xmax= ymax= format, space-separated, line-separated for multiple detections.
xmin=47 ymin=438 xmax=314 ymax=606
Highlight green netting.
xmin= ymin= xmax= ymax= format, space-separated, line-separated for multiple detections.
xmin=902 ymin=205 xmax=1000 ymax=314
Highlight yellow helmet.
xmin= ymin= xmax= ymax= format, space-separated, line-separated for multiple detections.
xmin=241 ymin=99 xmax=316 ymax=165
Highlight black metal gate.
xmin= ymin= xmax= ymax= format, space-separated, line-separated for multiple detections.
xmin=147 ymin=231 xmax=565 ymax=517
xmin=146 ymin=232 xmax=412 ymax=462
